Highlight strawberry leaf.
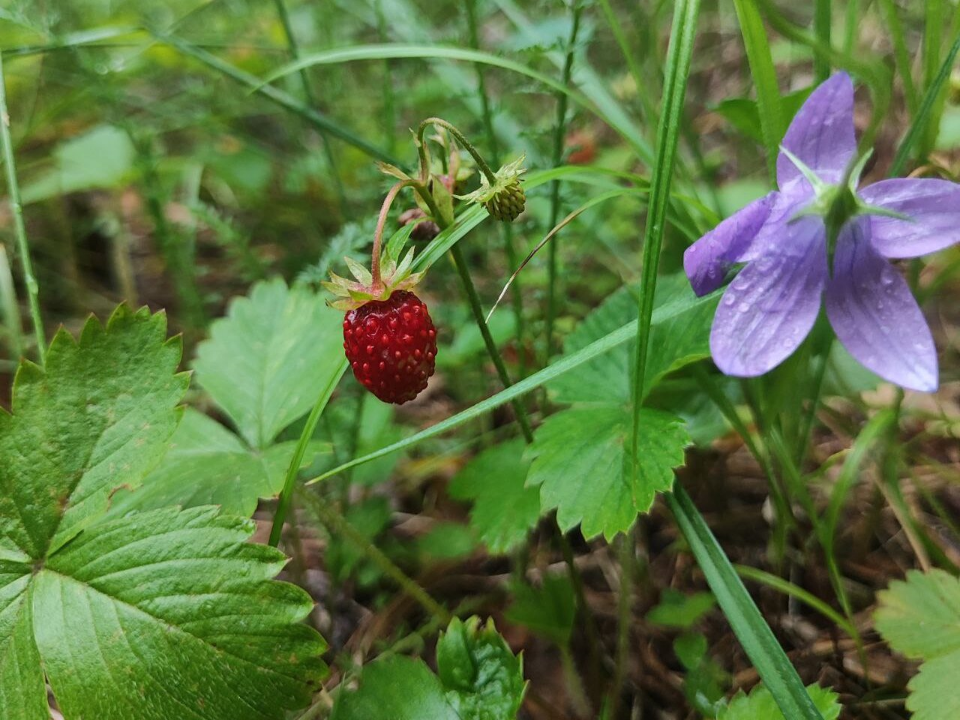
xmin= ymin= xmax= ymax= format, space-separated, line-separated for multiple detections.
xmin=549 ymin=275 xmax=717 ymax=404
xmin=719 ymin=682 xmax=841 ymax=719
xmin=108 ymin=409 xmax=329 ymax=517
xmin=526 ymin=406 xmax=689 ymax=540
xmin=0 ymin=305 xmax=187 ymax=559
xmin=333 ymin=617 xmax=524 ymax=720
xmin=0 ymin=307 xmax=327 ymax=720
xmin=448 ymin=439 xmax=540 ymax=554
xmin=194 ymin=278 xmax=344 ymax=450
xmin=875 ymin=569 xmax=960 ymax=720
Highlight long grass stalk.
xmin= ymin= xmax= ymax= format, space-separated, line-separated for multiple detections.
xmin=0 ymin=51 xmax=45 ymax=364
xmin=545 ymin=2 xmax=583 ymax=359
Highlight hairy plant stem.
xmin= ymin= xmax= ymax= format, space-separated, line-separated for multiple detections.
xmin=545 ymin=3 xmax=583 ymax=360
xmin=271 ymin=0 xmax=347 ymax=215
xmin=371 ymin=180 xmax=414 ymax=289
xmin=464 ymin=0 xmax=527 ymax=375
xmin=416 ymin=117 xmax=498 ymax=184
xmin=0 ymin=245 xmax=23 ymax=358
xmin=0 ymin=51 xmax=45 ymax=363
xmin=300 ymin=490 xmax=452 ymax=624
xmin=609 ymin=525 xmax=638 ymax=719
xmin=408 ymin=178 xmax=535 ymax=443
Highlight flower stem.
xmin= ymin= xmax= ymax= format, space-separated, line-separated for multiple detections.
xmin=416 ymin=117 xmax=498 ymax=185
xmin=0 ymin=51 xmax=46 ymax=364
xmin=448 ymin=243 xmax=534 ymax=443
xmin=371 ymin=180 xmax=414 ymax=289
xmin=545 ymin=1 xmax=583 ymax=360
xmin=407 ymin=182 xmax=536 ymax=442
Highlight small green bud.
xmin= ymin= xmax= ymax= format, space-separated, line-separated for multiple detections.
xmin=460 ymin=155 xmax=527 ymax=223
xmin=483 ymin=177 xmax=526 ymax=221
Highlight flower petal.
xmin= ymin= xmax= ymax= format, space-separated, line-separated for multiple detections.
xmin=825 ymin=218 xmax=938 ymax=391
xmin=710 ymin=216 xmax=827 ymax=377
xmin=777 ymin=73 xmax=856 ymax=191
xmin=684 ymin=192 xmax=777 ymax=296
xmin=858 ymin=178 xmax=960 ymax=258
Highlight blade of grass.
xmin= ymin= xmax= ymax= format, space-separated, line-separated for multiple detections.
xmin=889 ymin=33 xmax=960 ymax=177
xmin=733 ymin=0 xmax=784 ymax=184
xmin=154 ymin=31 xmax=403 ymax=167
xmin=260 ymin=43 xmax=656 ymax=163
xmin=813 ymin=0 xmax=831 ymax=82
xmin=879 ymin=0 xmax=920 ymax=116
xmin=734 ymin=565 xmax=856 ymax=638
xmin=667 ymin=485 xmax=826 ymax=720
xmin=921 ymin=0 xmax=944 ymax=154
xmin=0 ymin=50 xmax=45 ymax=364
xmin=630 ymin=0 xmax=700 ymax=469
xmin=268 ymin=360 xmax=348 ymax=547
xmin=306 ymin=288 xmax=722 ymax=485
xmin=758 ymin=0 xmax=891 ymax=148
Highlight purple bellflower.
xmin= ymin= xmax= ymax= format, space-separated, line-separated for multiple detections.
xmin=684 ymin=72 xmax=960 ymax=392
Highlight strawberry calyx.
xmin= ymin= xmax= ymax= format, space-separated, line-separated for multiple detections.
xmin=322 ymin=249 xmax=424 ymax=312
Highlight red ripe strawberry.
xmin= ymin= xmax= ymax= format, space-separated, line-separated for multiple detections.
xmin=342 ymin=291 xmax=437 ymax=404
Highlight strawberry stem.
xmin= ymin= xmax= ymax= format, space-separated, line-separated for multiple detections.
xmin=372 ymin=180 xmax=414 ymax=290
xmin=416 ymin=117 xmax=498 ymax=185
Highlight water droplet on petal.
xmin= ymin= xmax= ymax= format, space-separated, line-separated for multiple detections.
xmin=737 ymin=302 xmax=751 ymax=314
xmin=723 ymin=293 xmax=737 ymax=306
xmin=757 ymin=256 xmax=776 ymax=273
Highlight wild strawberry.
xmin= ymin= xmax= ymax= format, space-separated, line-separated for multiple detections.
xmin=342 ymin=291 xmax=437 ymax=404
xmin=324 ymin=218 xmax=437 ymax=403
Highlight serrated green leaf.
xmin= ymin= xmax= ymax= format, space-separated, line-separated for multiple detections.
xmin=108 ymin=408 xmax=329 ymax=517
xmin=333 ymin=617 xmax=524 ymax=720
xmin=719 ymin=683 xmax=841 ymax=720
xmin=549 ymin=276 xmax=717 ymax=405
xmin=875 ymin=569 xmax=960 ymax=660
xmin=35 ymin=506 xmax=326 ymax=720
xmin=0 ymin=304 xmax=187 ymax=559
xmin=505 ymin=575 xmax=576 ymax=646
xmin=333 ymin=656 xmax=456 ymax=720
xmin=0 ymin=308 xmax=327 ymax=720
xmin=526 ymin=406 xmax=689 ymax=540
xmin=436 ymin=617 xmax=526 ymax=720
xmin=448 ymin=439 xmax=540 ymax=554
xmin=194 ymin=278 xmax=344 ymax=449
xmin=875 ymin=569 xmax=960 ymax=720
xmin=0 ymin=563 xmax=45 ymax=720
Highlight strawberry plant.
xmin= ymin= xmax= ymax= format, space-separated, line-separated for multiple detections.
xmin=2 ymin=1 xmax=959 ymax=718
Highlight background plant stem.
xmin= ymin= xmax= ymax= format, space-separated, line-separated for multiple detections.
xmin=545 ymin=2 xmax=583 ymax=360
xmin=0 ymin=51 xmax=46 ymax=364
